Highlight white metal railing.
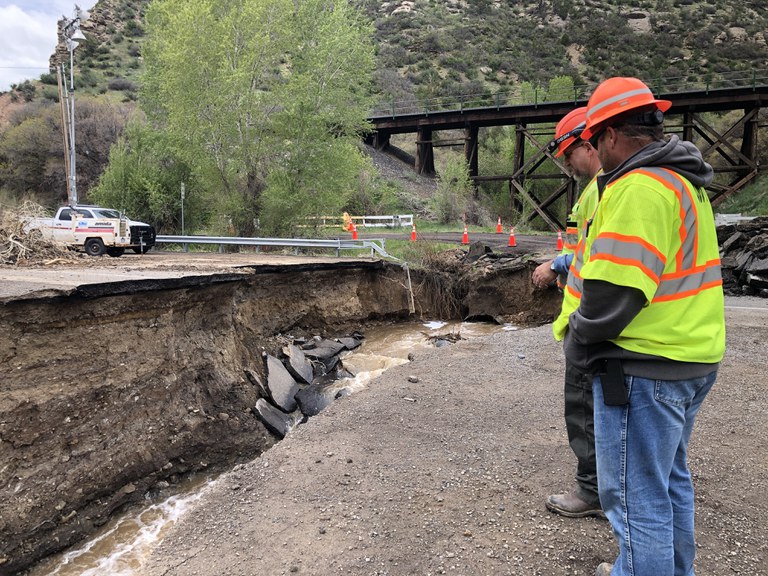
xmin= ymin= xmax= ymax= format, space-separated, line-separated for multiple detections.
xmin=154 ymin=234 xmax=390 ymax=258
xmin=357 ymin=214 xmax=413 ymax=228
xmin=715 ymin=213 xmax=758 ymax=226
xmin=302 ymin=214 xmax=413 ymax=228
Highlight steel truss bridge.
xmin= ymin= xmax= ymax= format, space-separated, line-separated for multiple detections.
xmin=367 ymin=76 xmax=768 ymax=232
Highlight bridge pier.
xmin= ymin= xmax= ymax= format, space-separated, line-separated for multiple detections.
xmin=416 ymin=128 xmax=435 ymax=175
xmin=465 ymin=126 xmax=479 ymax=180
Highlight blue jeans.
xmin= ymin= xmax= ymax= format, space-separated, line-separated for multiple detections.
xmin=593 ymin=371 xmax=717 ymax=576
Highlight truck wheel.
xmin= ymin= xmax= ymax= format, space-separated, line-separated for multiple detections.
xmin=106 ymin=247 xmax=125 ymax=257
xmin=132 ymin=246 xmax=152 ymax=254
xmin=84 ymin=238 xmax=106 ymax=256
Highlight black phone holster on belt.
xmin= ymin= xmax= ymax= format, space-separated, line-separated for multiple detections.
xmin=599 ymin=358 xmax=629 ymax=406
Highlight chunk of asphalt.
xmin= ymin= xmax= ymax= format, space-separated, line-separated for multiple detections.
xmin=265 ymin=354 xmax=299 ymax=412
xmin=252 ymin=399 xmax=294 ymax=439
xmin=243 ymin=368 xmax=269 ymax=399
xmin=283 ymin=344 xmax=314 ymax=385
xmin=337 ymin=336 xmax=363 ymax=351
xmin=303 ymin=339 xmax=346 ymax=370
xmin=295 ymin=384 xmax=336 ymax=417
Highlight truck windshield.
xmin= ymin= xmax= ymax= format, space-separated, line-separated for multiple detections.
xmin=91 ymin=209 xmax=121 ymax=218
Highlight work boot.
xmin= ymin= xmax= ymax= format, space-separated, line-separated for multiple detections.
xmin=595 ymin=562 xmax=613 ymax=575
xmin=545 ymin=491 xmax=604 ymax=518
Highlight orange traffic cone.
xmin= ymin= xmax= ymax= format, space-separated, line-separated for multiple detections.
xmin=508 ymin=226 xmax=517 ymax=247
xmin=410 ymin=223 xmax=417 ymax=242
xmin=496 ymin=216 xmax=503 ymax=234
xmin=462 ymin=223 xmax=469 ymax=245
xmin=351 ymin=221 xmax=358 ymax=240
xmin=556 ymin=230 xmax=563 ymax=250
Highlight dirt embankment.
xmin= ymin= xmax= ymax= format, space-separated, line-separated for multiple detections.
xmin=0 ymin=253 xmax=561 ymax=575
xmin=142 ymin=302 xmax=768 ymax=576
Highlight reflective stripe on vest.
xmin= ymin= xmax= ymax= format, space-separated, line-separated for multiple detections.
xmin=582 ymin=167 xmax=721 ymax=301
xmin=564 ymin=222 xmax=579 ymax=252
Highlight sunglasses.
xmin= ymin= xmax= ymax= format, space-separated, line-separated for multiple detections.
xmin=588 ymin=128 xmax=605 ymax=149
xmin=563 ymin=141 xmax=584 ymax=161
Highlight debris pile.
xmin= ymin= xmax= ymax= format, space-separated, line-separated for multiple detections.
xmin=0 ymin=202 xmax=79 ymax=265
xmin=248 ymin=333 xmax=365 ymax=438
xmin=718 ymin=216 xmax=768 ymax=297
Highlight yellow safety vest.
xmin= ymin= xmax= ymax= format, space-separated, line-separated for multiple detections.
xmin=562 ymin=173 xmax=600 ymax=256
xmin=553 ymin=167 xmax=725 ymax=364
xmin=553 ymin=174 xmax=600 ymax=304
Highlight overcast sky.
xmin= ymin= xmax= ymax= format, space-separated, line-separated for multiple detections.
xmin=0 ymin=1 xmax=97 ymax=91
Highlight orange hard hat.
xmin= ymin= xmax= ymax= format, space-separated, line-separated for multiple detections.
xmin=582 ymin=77 xmax=672 ymax=139
xmin=549 ymin=107 xmax=587 ymax=157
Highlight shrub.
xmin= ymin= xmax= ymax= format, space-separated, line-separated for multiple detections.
xmin=108 ymin=78 xmax=137 ymax=91
xmin=39 ymin=73 xmax=57 ymax=85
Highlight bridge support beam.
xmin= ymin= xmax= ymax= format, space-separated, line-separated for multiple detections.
xmin=464 ymin=126 xmax=479 ymax=180
xmin=372 ymin=131 xmax=390 ymax=151
xmin=692 ymin=107 xmax=761 ymax=206
xmin=416 ymin=128 xmax=435 ymax=176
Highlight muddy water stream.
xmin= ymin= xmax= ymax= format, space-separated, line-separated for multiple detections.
xmin=30 ymin=320 xmax=511 ymax=576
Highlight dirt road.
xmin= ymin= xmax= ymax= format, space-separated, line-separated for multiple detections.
xmin=141 ymin=297 xmax=768 ymax=576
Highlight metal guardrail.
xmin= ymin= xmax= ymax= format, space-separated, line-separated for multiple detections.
xmin=155 ymin=234 xmax=391 ymax=259
xmin=155 ymin=234 xmax=416 ymax=314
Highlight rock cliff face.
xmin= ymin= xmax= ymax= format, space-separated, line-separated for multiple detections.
xmin=50 ymin=0 xmax=146 ymax=69
xmin=0 ymin=258 xmax=561 ymax=575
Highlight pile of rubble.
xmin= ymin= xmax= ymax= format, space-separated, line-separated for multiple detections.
xmin=0 ymin=202 xmax=79 ymax=265
xmin=248 ymin=333 xmax=365 ymax=438
xmin=718 ymin=216 xmax=768 ymax=297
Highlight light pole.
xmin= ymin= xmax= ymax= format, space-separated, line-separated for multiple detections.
xmin=60 ymin=6 xmax=87 ymax=205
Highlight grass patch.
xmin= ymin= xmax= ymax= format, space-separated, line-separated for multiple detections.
xmin=718 ymin=174 xmax=768 ymax=215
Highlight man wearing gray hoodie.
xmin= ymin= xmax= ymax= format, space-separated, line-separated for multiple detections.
xmin=560 ymin=77 xmax=725 ymax=576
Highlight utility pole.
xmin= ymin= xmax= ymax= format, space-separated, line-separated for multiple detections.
xmin=59 ymin=5 xmax=87 ymax=206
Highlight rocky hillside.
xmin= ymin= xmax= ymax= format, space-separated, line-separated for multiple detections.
xmin=25 ymin=0 xmax=768 ymax=106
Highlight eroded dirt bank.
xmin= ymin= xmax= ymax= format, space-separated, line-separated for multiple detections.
xmin=0 ymin=254 xmax=561 ymax=575
xmin=140 ymin=302 xmax=768 ymax=576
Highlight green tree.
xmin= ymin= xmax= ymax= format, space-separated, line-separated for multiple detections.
xmin=432 ymin=154 xmax=473 ymax=224
xmin=89 ymin=121 xmax=204 ymax=233
xmin=141 ymin=0 xmax=376 ymax=235
xmin=546 ymin=75 xmax=577 ymax=103
xmin=0 ymin=111 xmax=62 ymax=201
xmin=0 ymin=97 xmax=134 ymax=207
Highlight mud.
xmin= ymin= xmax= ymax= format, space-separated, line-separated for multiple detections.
xmin=0 ymin=253 xmax=561 ymax=574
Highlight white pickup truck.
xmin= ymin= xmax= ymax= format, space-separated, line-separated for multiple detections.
xmin=27 ymin=205 xmax=156 ymax=257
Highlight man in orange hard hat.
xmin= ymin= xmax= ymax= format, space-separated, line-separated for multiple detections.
xmin=533 ymin=107 xmax=604 ymax=520
xmin=560 ymin=77 xmax=724 ymax=576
